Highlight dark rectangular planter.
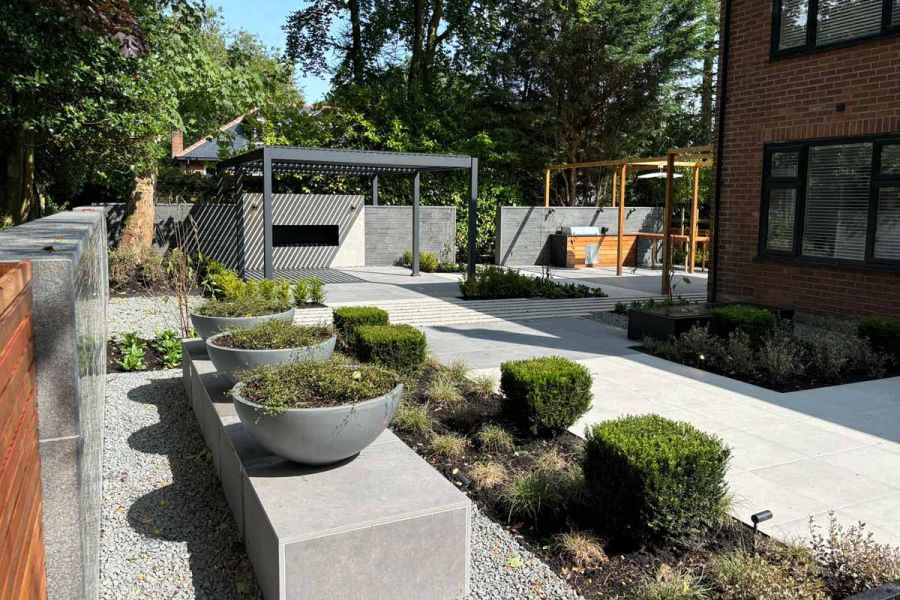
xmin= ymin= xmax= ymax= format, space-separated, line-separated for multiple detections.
xmin=845 ymin=581 xmax=900 ymax=600
xmin=627 ymin=305 xmax=713 ymax=341
xmin=627 ymin=302 xmax=796 ymax=342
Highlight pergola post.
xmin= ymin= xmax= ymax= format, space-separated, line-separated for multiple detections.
xmin=262 ymin=149 xmax=274 ymax=279
xmin=371 ymin=175 xmax=379 ymax=206
xmin=611 ymin=168 xmax=618 ymax=207
xmin=467 ymin=158 xmax=479 ymax=279
xmin=544 ymin=168 xmax=551 ymax=207
xmin=411 ymin=171 xmax=421 ymax=276
xmin=616 ymin=164 xmax=626 ymax=276
xmin=689 ymin=164 xmax=700 ymax=274
xmin=662 ymin=152 xmax=676 ymax=295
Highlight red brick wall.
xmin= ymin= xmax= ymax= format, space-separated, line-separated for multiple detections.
xmin=715 ymin=0 xmax=900 ymax=317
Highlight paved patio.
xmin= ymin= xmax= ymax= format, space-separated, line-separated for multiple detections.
xmin=424 ymin=316 xmax=900 ymax=547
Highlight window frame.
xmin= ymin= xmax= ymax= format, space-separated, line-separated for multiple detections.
xmin=759 ymin=135 xmax=900 ymax=269
xmin=770 ymin=0 xmax=900 ymax=59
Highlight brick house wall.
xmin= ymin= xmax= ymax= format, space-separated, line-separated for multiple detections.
xmin=714 ymin=0 xmax=900 ymax=317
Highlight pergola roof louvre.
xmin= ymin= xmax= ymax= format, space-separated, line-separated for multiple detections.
xmin=216 ymin=146 xmax=479 ymax=279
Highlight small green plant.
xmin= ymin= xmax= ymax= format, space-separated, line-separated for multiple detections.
xmin=459 ymin=265 xmax=606 ymax=300
xmin=710 ymin=305 xmax=777 ymax=345
xmin=476 ymin=424 xmax=515 ymax=453
xmin=429 ymin=432 xmax=467 ymax=459
xmin=293 ymin=279 xmax=309 ymax=305
xmin=117 ymin=344 xmax=147 ymax=371
xmin=307 ymin=277 xmax=326 ymax=304
xmin=858 ymin=316 xmax=900 ymax=362
xmin=153 ymin=329 xmax=182 ymax=368
xmin=332 ymin=306 xmax=389 ymax=349
xmin=354 ymin=324 xmax=427 ymax=373
xmin=423 ymin=372 xmax=464 ymax=406
xmin=500 ymin=356 xmax=592 ymax=435
xmin=708 ymin=547 xmax=827 ymax=600
xmin=238 ymin=360 xmax=399 ymax=416
xmin=119 ymin=332 xmax=147 ymax=350
xmin=809 ymin=512 xmax=900 ymax=598
xmin=195 ymin=296 xmax=293 ymax=318
xmin=399 ymin=249 xmax=439 ymax=273
xmin=393 ymin=402 xmax=435 ymax=435
xmin=464 ymin=373 xmax=497 ymax=397
xmin=214 ymin=321 xmax=332 ymax=350
xmin=583 ymin=414 xmax=731 ymax=543
xmin=637 ymin=565 xmax=709 ymax=600
xmin=501 ymin=465 xmax=581 ymax=523
xmin=554 ymin=531 xmax=608 ymax=569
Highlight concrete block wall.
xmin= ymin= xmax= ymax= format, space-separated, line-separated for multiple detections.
xmin=364 ymin=206 xmax=457 ymax=266
xmin=495 ymin=206 xmax=662 ymax=266
xmin=0 ymin=208 xmax=108 ymax=600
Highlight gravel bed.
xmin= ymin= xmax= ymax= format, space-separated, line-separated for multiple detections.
xmin=107 ymin=294 xmax=202 ymax=338
xmin=101 ymin=370 xmax=260 ymax=599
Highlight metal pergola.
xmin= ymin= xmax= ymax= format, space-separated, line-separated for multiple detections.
xmin=217 ymin=146 xmax=479 ymax=278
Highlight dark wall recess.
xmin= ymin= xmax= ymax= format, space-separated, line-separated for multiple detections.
xmin=273 ymin=225 xmax=340 ymax=247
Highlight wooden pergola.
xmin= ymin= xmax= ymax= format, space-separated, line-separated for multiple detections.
xmin=544 ymin=146 xmax=715 ymax=294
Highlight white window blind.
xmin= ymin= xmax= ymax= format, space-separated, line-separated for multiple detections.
xmin=780 ymin=0 xmax=809 ymax=49
xmin=882 ymin=145 xmax=900 ymax=174
xmin=802 ymin=143 xmax=872 ymax=261
xmin=875 ymin=187 xmax=900 ymax=260
xmin=767 ymin=189 xmax=797 ymax=251
xmin=817 ymin=0 xmax=883 ymax=46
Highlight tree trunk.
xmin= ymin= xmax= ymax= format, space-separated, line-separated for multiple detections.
xmin=3 ymin=127 xmax=35 ymax=228
xmin=119 ymin=172 xmax=156 ymax=248
xmin=349 ymin=0 xmax=364 ymax=85
xmin=409 ymin=0 xmax=426 ymax=94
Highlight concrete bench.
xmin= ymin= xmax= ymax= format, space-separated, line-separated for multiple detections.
xmin=183 ymin=341 xmax=471 ymax=600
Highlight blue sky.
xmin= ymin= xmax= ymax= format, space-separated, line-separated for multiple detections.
xmin=213 ymin=0 xmax=330 ymax=102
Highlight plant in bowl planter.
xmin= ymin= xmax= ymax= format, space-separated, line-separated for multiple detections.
xmin=231 ymin=360 xmax=403 ymax=465
xmin=206 ymin=321 xmax=335 ymax=384
xmin=190 ymin=295 xmax=295 ymax=340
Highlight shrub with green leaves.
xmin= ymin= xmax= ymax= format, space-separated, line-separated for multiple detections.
xmin=238 ymin=360 xmax=399 ymax=415
xmin=708 ymin=547 xmax=827 ymax=600
xmin=583 ymin=414 xmax=731 ymax=542
xmin=858 ymin=317 xmax=900 ymax=362
xmin=332 ymin=306 xmax=389 ymax=348
xmin=459 ymin=266 xmax=606 ymax=300
xmin=153 ymin=329 xmax=182 ymax=368
xmin=501 ymin=464 xmax=583 ymax=523
xmin=293 ymin=279 xmax=309 ymax=305
xmin=399 ymin=249 xmax=439 ymax=273
xmin=500 ymin=356 xmax=592 ymax=435
xmin=354 ymin=324 xmax=427 ymax=373
xmin=195 ymin=296 xmax=293 ymax=318
xmin=214 ymin=321 xmax=333 ymax=350
xmin=710 ymin=305 xmax=777 ymax=345
xmin=307 ymin=277 xmax=326 ymax=304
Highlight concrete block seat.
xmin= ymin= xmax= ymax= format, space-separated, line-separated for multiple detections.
xmin=182 ymin=341 xmax=471 ymax=600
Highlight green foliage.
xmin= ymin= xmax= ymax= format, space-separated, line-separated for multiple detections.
xmin=710 ymin=305 xmax=777 ymax=345
xmin=858 ymin=317 xmax=900 ymax=361
xmin=423 ymin=372 xmax=464 ymax=406
xmin=195 ymin=297 xmax=293 ymax=318
xmin=116 ymin=332 xmax=148 ymax=371
xmin=393 ymin=402 xmax=435 ymax=435
xmin=293 ymin=279 xmax=309 ymax=305
xmin=238 ymin=360 xmax=399 ymax=415
xmin=215 ymin=321 xmax=332 ymax=350
xmin=109 ymin=247 xmax=167 ymax=291
xmin=429 ymin=432 xmax=468 ymax=459
xmin=582 ymin=415 xmax=731 ymax=542
xmin=331 ymin=306 xmax=389 ymax=349
xmin=636 ymin=566 xmax=709 ymax=600
xmin=500 ymin=356 xmax=592 ymax=435
xmin=708 ymin=547 xmax=827 ymax=600
xmin=399 ymin=249 xmax=439 ymax=273
xmin=809 ymin=512 xmax=900 ymax=598
xmin=293 ymin=277 xmax=326 ymax=306
xmin=153 ymin=329 xmax=182 ymax=368
xmin=460 ymin=266 xmax=606 ymax=300
xmin=501 ymin=463 xmax=583 ymax=524
xmin=354 ymin=324 xmax=428 ymax=373
xmin=476 ymin=424 xmax=515 ymax=453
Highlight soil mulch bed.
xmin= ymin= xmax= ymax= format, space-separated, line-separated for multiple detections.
xmin=392 ymin=373 xmax=761 ymax=599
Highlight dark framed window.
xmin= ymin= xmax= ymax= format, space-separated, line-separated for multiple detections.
xmin=772 ymin=0 xmax=899 ymax=57
xmin=759 ymin=137 xmax=900 ymax=267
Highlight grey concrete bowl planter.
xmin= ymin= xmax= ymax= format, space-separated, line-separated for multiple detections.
xmin=190 ymin=307 xmax=296 ymax=340
xmin=205 ymin=333 xmax=336 ymax=384
xmin=231 ymin=381 xmax=403 ymax=465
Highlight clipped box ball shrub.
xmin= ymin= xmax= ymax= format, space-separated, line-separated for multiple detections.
xmin=355 ymin=324 xmax=427 ymax=372
xmin=710 ymin=305 xmax=776 ymax=345
xmin=332 ymin=306 xmax=389 ymax=348
xmin=500 ymin=356 xmax=592 ymax=435
xmin=583 ymin=414 xmax=731 ymax=542
xmin=858 ymin=317 xmax=900 ymax=362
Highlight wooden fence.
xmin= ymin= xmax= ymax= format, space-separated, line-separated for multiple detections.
xmin=0 ymin=261 xmax=46 ymax=599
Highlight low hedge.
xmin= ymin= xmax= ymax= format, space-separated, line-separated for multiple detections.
xmin=583 ymin=414 xmax=731 ymax=543
xmin=332 ymin=306 xmax=389 ymax=348
xmin=858 ymin=317 xmax=900 ymax=361
xmin=354 ymin=324 xmax=427 ymax=372
xmin=710 ymin=304 xmax=776 ymax=345
xmin=500 ymin=356 xmax=592 ymax=435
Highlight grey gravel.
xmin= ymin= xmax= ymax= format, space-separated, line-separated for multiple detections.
xmin=107 ymin=294 xmax=202 ymax=338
